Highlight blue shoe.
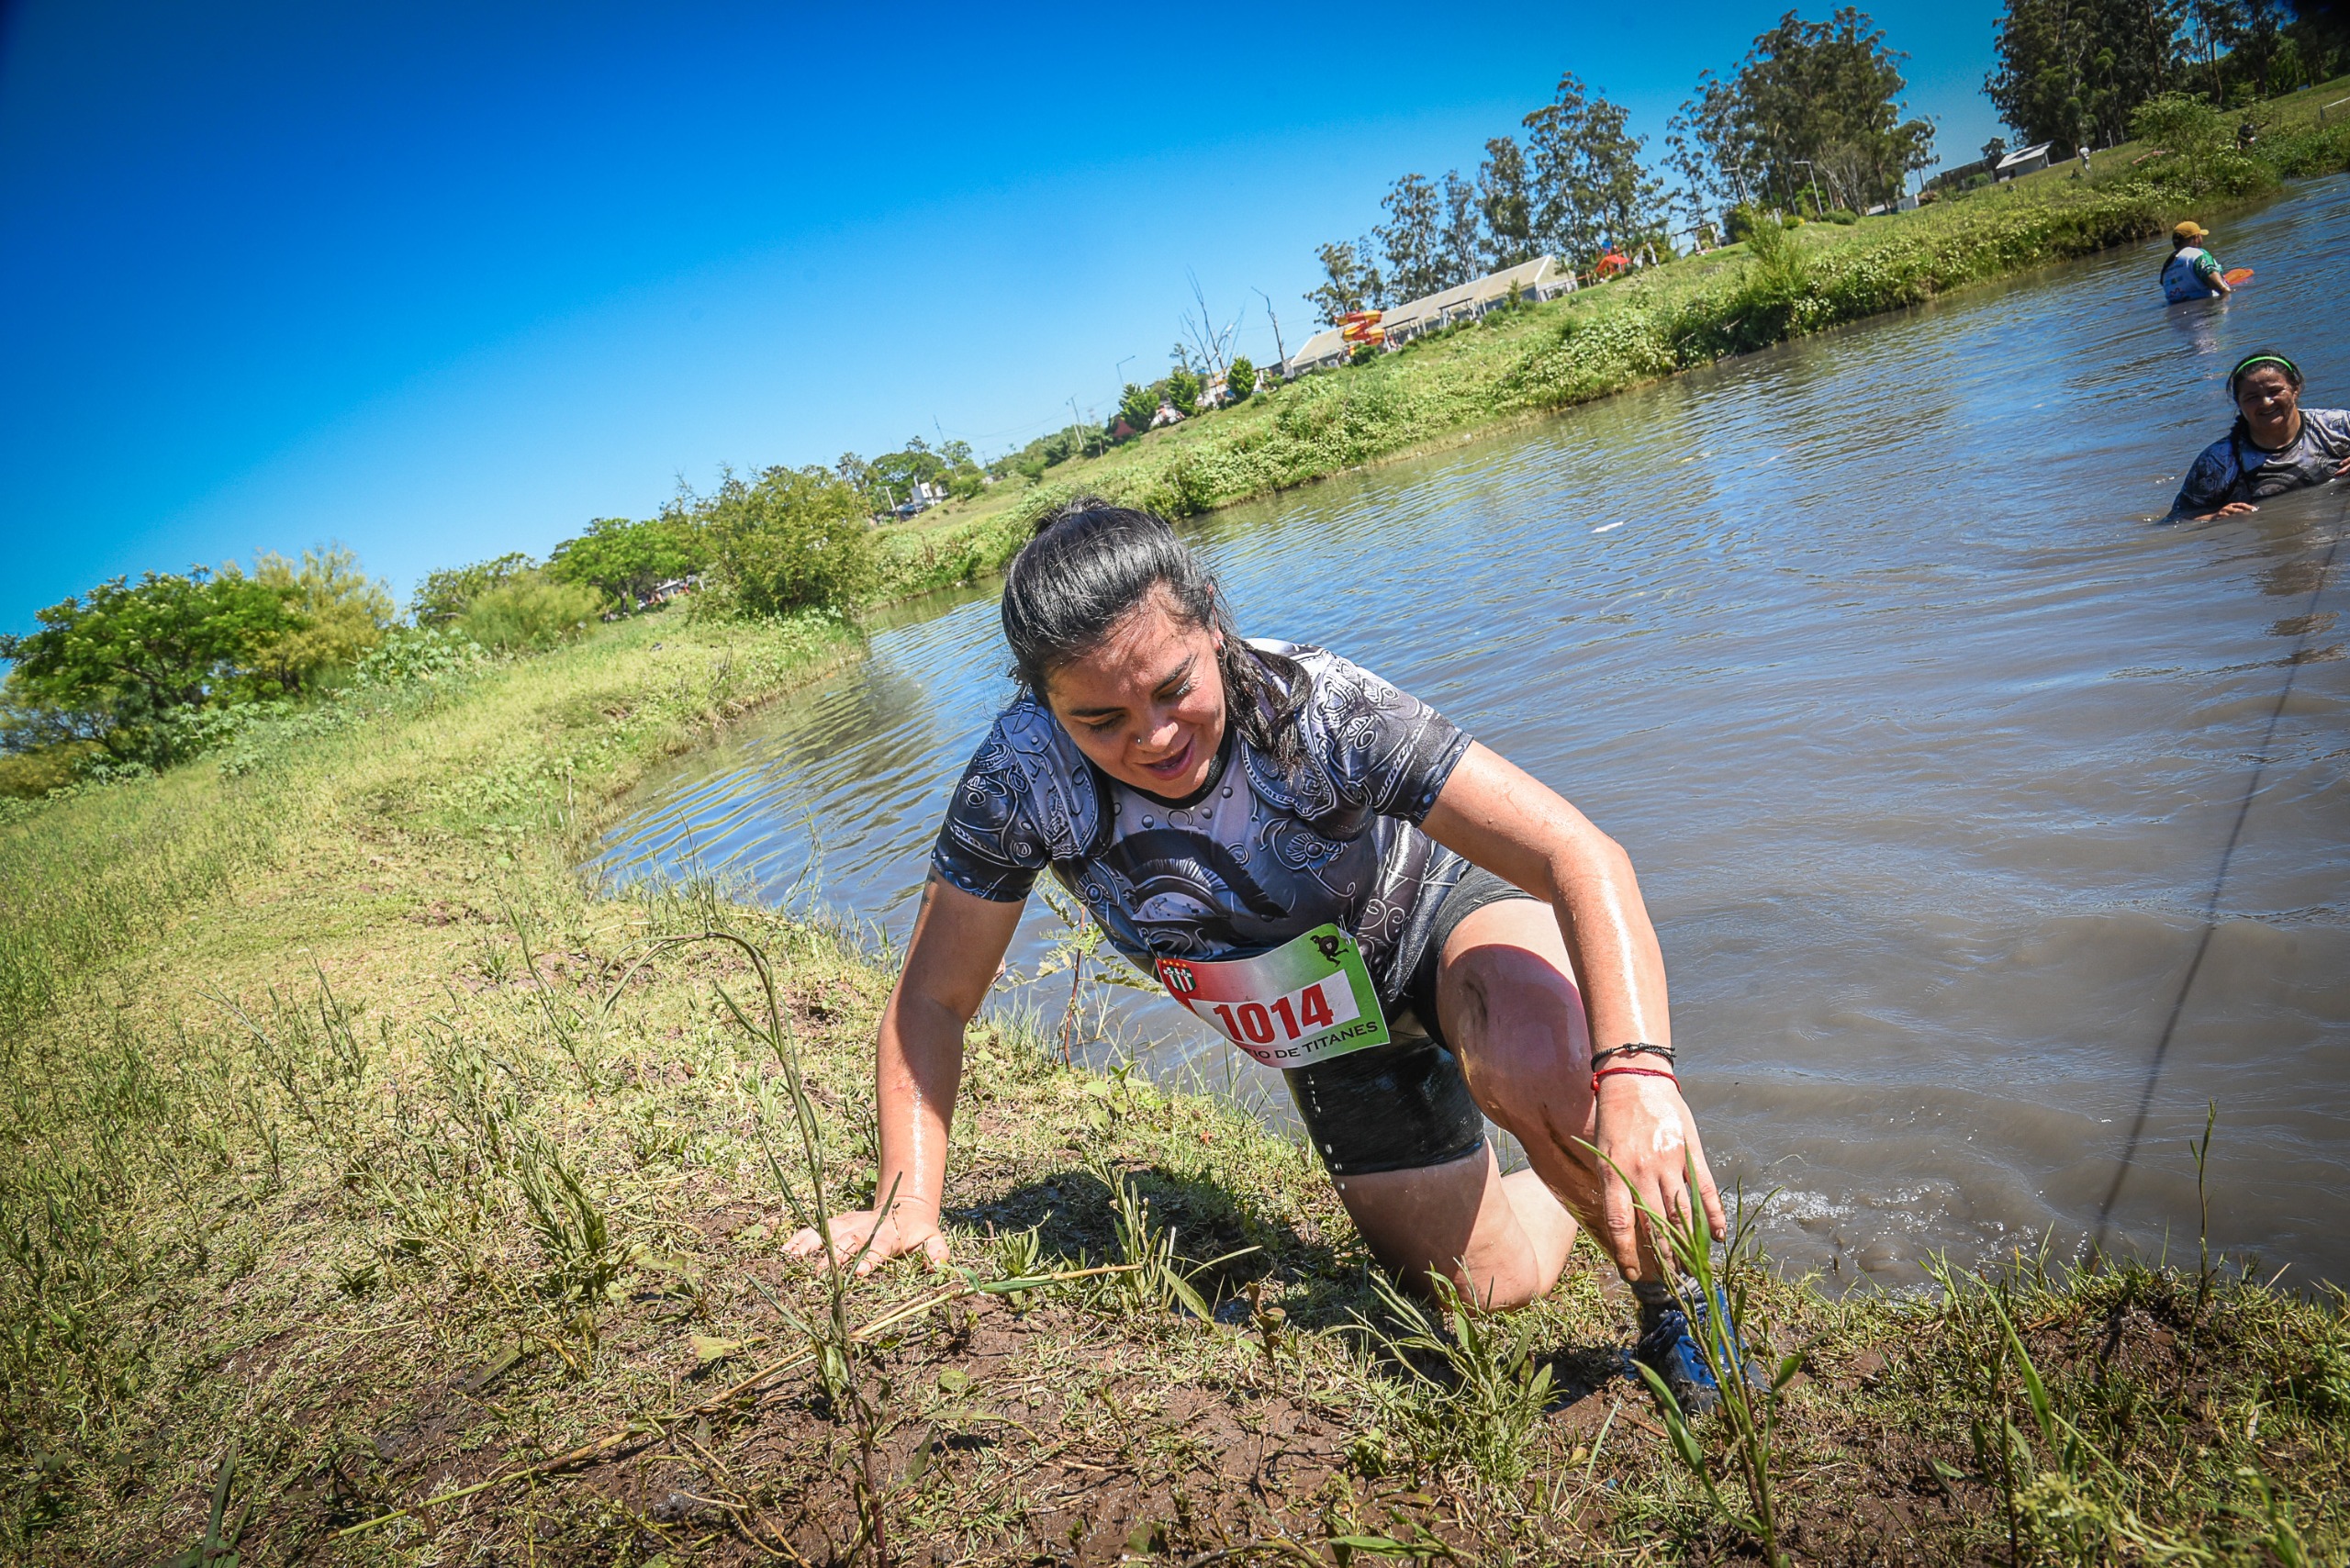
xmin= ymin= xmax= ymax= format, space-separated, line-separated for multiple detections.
xmin=1631 ymin=1287 xmax=1751 ymax=1417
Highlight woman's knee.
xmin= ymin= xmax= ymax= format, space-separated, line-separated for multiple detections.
xmin=1438 ymin=905 xmax=1596 ymax=1151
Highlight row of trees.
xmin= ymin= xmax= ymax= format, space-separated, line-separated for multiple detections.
xmin=1306 ymin=73 xmax=1663 ymax=324
xmin=1986 ymin=0 xmax=2349 ymax=155
xmin=2 ymin=459 xmax=895 ymax=788
xmin=1305 ymin=8 xmax=1936 ymax=326
xmin=835 ymin=437 xmax=986 ymax=510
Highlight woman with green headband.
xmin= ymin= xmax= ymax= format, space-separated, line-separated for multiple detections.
xmin=2171 ymin=353 xmax=2350 ymax=521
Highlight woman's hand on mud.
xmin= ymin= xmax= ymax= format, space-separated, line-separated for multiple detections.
xmin=1591 ymin=1074 xmax=1728 ymax=1280
xmin=783 ymin=1207 xmax=950 ymax=1274
xmin=2197 ymin=501 xmax=2261 ymax=520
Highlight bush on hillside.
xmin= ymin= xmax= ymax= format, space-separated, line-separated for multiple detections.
xmin=1225 ymin=356 xmax=1257 ymax=403
xmin=547 ymin=514 xmax=708 ymax=610
xmin=2130 ymin=94 xmax=2231 ymax=159
xmin=250 ymin=545 xmax=397 ymax=692
xmin=411 ymin=552 xmax=538 ymax=627
xmin=1116 ymin=381 xmax=1159 ymax=434
xmin=706 ymin=465 xmax=878 ymax=616
xmin=351 ymin=626 xmax=487 ymax=689
xmin=0 ymin=566 xmax=306 ymax=768
xmin=1166 ymin=368 xmax=1203 ymax=416
xmin=456 ymin=577 xmax=601 ymax=652
xmin=0 ymin=741 xmax=97 ymax=800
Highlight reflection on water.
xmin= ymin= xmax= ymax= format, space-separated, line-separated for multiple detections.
xmin=599 ymin=176 xmax=2350 ymax=1288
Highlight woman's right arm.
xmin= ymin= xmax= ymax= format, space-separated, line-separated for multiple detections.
xmin=784 ymin=875 xmax=1024 ymax=1273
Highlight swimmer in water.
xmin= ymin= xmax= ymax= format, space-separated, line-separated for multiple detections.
xmin=2172 ymin=353 xmax=2350 ymax=521
xmin=787 ymin=500 xmax=1746 ymax=1411
xmin=2161 ymin=220 xmax=2232 ymax=302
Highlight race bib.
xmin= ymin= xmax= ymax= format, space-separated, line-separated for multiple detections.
xmin=1155 ymin=924 xmax=1391 ymax=1069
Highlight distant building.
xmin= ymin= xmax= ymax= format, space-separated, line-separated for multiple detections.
xmin=1925 ymin=154 xmax=1996 ymax=193
xmin=1375 ymin=255 xmax=1578 ymax=349
xmin=1995 ymin=141 xmax=2053 ymax=180
xmin=1281 ymin=255 xmax=1577 ymax=377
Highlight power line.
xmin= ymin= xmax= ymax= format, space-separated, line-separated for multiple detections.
xmin=2093 ymin=492 xmax=2347 ymax=1247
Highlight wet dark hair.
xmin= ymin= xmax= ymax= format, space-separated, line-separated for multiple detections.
xmin=2229 ymin=352 xmax=2302 ymax=399
xmin=1001 ymin=498 xmax=1308 ymax=767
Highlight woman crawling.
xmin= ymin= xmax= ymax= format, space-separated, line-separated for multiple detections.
xmin=789 ymin=499 xmax=1740 ymax=1409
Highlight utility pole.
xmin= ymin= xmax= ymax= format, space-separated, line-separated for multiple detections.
xmin=1253 ymin=287 xmax=1288 ymax=371
xmin=1795 ymin=159 xmax=1824 ymax=217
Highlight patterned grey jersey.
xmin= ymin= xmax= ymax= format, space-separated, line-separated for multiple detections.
xmin=929 ymin=642 xmax=1474 ymax=1004
xmin=2172 ymin=408 xmax=2350 ymax=514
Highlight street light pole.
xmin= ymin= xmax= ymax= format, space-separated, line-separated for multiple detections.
xmin=1794 ymin=159 xmax=1824 ymax=217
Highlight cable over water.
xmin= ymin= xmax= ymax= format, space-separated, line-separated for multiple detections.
xmin=2095 ymin=485 xmax=2348 ymax=1247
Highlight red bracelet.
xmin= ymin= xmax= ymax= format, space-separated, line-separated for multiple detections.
xmin=1593 ymin=1064 xmax=1679 ymax=1094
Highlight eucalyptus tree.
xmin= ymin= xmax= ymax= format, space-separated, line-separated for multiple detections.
xmin=1475 ymin=136 xmax=1538 ymax=268
xmin=1987 ymin=0 xmax=2188 ymax=152
xmin=1523 ymin=72 xmax=1662 ymax=260
xmin=1374 ymin=173 xmax=1449 ymax=301
xmin=1670 ymin=7 xmax=1932 ymax=217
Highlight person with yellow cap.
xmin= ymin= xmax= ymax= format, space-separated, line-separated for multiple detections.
xmin=2161 ymin=220 xmax=2232 ymax=303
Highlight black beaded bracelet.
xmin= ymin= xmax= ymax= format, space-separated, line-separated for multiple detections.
xmin=1590 ymin=1042 xmax=1676 ymax=1070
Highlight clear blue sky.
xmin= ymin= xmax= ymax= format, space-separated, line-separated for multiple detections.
xmin=0 ymin=0 xmax=2004 ymax=631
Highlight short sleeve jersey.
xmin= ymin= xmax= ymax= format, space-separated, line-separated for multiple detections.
xmin=930 ymin=642 xmax=1473 ymax=1003
xmin=2171 ymin=409 xmax=2350 ymax=514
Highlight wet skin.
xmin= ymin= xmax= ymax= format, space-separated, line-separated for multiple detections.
xmin=788 ymin=585 xmax=1726 ymax=1305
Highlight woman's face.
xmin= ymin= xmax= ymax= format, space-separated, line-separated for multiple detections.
xmin=2235 ymin=366 xmax=2300 ymax=441
xmin=1042 ymin=584 xmax=1225 ymax=799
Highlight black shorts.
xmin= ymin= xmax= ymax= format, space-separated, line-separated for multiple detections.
xmin=1282 ymin=866 xmax=1539 ymax=1176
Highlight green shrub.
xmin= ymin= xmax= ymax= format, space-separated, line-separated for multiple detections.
xmin=2131 ymin=94 xmax=2230 ymax=159
xmin=1224 ymin=356 xmax=1256 ymax=403
xmin=1166 ymin=368 xmax=1202 ymax=416
xmin=1116 ymin=381 xmax=1158 ymax=434
xmin=350 ymin=627 xmax=486 ymax=689
xmin=1827 ymin=207 xmax=1859 ymax=224
xmin=546 ymin=514 xmax=707 ymax=610
xmin=707 ymin=465 xmax=878 ymax=615
xmin=0 ymin=743 xmax=95 ymax=800
xmin=456 ymin=577 xmax=601 ymax=652
xmin=410 ymin=551 xmax=537 ymax=627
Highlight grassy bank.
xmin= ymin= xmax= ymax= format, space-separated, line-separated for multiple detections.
xmin=4 ymin=609 xmax=2346 ymax=1565
xmin=870 ymin=78 xmax=2350 ymax=606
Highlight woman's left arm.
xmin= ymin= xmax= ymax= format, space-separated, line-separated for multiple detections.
xmin=1420 ymin=742 xmax=1727 ymax=1275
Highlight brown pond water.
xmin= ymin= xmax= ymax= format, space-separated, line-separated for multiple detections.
xmin=600 ymin=174 xmax=2350 ymax=1290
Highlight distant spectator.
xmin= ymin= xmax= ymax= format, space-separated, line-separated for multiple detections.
xmin=2172 ymin=353 xmax=2350 ymax=520
xmin=2160 ymin=220 xmax=2232 ymax=302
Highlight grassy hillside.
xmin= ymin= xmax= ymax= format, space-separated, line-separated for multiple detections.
xmin=868 ymin=77 xmax=2350 ymax=606
xmin=3 ymin=608 xmax=2345 ymax=1564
